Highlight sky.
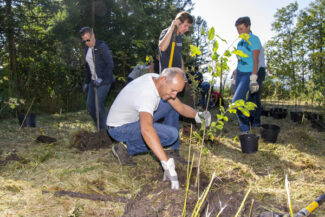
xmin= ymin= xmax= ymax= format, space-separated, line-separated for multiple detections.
xmin=190 ymin=0 xmax=315 ymax=84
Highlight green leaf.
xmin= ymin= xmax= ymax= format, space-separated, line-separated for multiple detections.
xmin=208 ymin=27 xmax=215 ymax=41
xmin=232 ymin=50 xmax=248 ymax=58
xmin=193 ymin=131 xmax=202 ymax=140
xmin=217 ymin=114 xmax=223 ymax=120
xmin=190 ymin=45 xmax=201 ymax=57
xmin=216 ymin=65 xmax=221 ymax=73
xmin=216 ymin=125 xmax=223 ymax=130
xmin=211 ymin=121 xmax=216 ymax=127
xmin=238 ymin=107 xmax=250 ymax=117
xmin=201 ymin=26 xmax=205 ymax=35
xmin=239 ymin=33 xmax=251 ymax=45
xmin=245 ymin=101 xmax=257 ymax=108
xmin=224 ymin=50 xmax=231 ymax=57
xmin=208 ymin=65 xmax=213 ymax=72
xmin=229 ymin=108 xmax=237 ymax=114
xmin=208 ymin=132 xmax=214 ymax=141
xmin=211 ymin=53 xmax=218 ymax=61
xmin=218 ymin=121 xmax=224 ymax=126
xmin=245 ymin=101 xmax=257 ymax=111
xmin=117 ymin=76 xmax=126 ymax=82
xmin=223 ymin=116 xmax=229 ymax=122
xmin=203 ymin=147 xmax=209 ymax=154
xmin=234 ymin=99 xmax=245 ymax=106
xmin=212 ymin=71 xmax=221 ymax=78
xmin=200 ymin=121 xmax=206 ymax=130
xmin=213 ymin=40 xmax=219 ymax=52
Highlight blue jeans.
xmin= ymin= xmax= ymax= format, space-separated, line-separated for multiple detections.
xmin=86 ymin=81 xmax=111 ymax=130
xmin=248 ymin=67 xmax=265 ymax=127
xmin=232 ymin=70 xmax=251 ymax=132
xmin=201 ymin=82 xmax=210 ymax=108
xmin=108 ymin=99 xmax=180 ymax=156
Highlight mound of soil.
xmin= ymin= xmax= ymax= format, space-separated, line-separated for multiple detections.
xmin=0 ymin=150 xmax=21 ymax=166
xmin=70 ymin=130 xmax=112 ymax=151
xmin=36 ymin=135 xmax=57 ymax=143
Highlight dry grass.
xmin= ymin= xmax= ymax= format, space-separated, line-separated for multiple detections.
xmin=0 ymin=108 xmax=324 ymax=216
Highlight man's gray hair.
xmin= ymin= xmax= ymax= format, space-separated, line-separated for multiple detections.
xmin=160 ymin=67 xmax=188 ymax=83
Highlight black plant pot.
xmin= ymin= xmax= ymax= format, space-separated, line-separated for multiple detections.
xmin=311 ymin=113 xmax=323 ymax=121
xmin=269 ymin=109 xmax=274 ymax=117
xmin=261 ymin=109 xmax=270 ymax=117
xmin=260 ymin=124 xmax=280 ymax=143
xmin=290 ymin=111 xmax=303 ymax=123
xmin=18 ymin=113 xmax=36 ymax=127
xmin=305 ymin=112 xmax=312 ymax=120
xmin=311 ymin=119 xmax=325 ymax=132
xmin=239 ymin=133 xmax=259 ymax=154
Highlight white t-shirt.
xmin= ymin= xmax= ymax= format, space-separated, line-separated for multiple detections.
xmin=106 ymin=73 xmax=161 ymax=127
xmin=86 ymin=47 xmax=97 ymax=80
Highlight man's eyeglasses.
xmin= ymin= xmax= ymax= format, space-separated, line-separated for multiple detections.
xmin=82 ymin=39 xmax=91 ymax=43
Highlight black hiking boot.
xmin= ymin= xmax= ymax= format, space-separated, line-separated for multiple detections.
xmin=112 ymin=142 xmax=136 ymax=166
xmin=165 ymin=149 xmax=191 ymax=165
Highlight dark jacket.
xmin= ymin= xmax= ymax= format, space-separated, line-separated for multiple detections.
xmin=84 ymin=40 xmax=114 ymax=86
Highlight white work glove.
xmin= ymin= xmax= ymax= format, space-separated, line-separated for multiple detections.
xmin=230 ymin=79 xmax=236 ymax=95
xmin=249 ymin=74 xmax=259 ymax=94
xmin=195 ymin=111 xmax=212 ymax=127
xmin=161 ymin=158 xmax=179 ymax=190
xmin=94 ymin=78 xmax=103 ymax=87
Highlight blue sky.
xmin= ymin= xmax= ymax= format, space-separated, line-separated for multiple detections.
xmin=190 ymin=0 xmax=314 ymax=83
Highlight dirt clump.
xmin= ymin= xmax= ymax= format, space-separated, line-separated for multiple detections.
xmin=123 ymin=181 xmax=198 ymax=217
xmin=36 ymin=135 xmax=57 ymax=143
xmin=0 ymin=149 xmax=21 ymax=166
xmin=70 ymin=130 xmax=112 ymax=151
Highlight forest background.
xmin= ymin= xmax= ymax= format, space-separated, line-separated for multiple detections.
xmin=0 ymin=0 xmax=324 ymax=116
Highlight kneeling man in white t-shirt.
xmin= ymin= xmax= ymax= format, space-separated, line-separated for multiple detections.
xmin=106 ymin=67 xmax=211 ymax=190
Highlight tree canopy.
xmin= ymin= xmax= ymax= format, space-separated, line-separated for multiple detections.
xmin=0 ymin=0 xmax=324 ymax=116
xmin=264 ymin=0 xmax=324 ymax=105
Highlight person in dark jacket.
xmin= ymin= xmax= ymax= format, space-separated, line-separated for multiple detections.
xmin=80 ymin=27 xmax=114 ymax=130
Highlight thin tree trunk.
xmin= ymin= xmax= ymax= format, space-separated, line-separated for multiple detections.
xmin=319 ymin=24 xmax=325 ymax=101
xmin=4 ymin=0 xmax=17 ymax=95
xmin=91 ymin=0 xmax=95 ymax=28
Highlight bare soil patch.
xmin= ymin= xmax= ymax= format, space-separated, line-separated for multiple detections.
xmin=70 ymin=130 xmax=112 ymax=151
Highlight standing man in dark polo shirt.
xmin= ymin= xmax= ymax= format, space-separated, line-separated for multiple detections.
xmin=157 ymin=11 xmax=193 ymax=163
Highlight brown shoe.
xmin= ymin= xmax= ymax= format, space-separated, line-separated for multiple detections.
xmin=112 ymin=142 xmax=136 ymax=166
xmin=165 ymin=149 xmax=191 ymax=165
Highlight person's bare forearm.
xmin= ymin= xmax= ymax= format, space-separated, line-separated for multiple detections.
xmin=253 ymin=61 xmax=258 ymax=75
xmin=168 ymin=98 xmax=197 ymax=118
xmin=252 ymin=50 xmax=259 ymax=75
xmin=139 ymin=112 xmax=168 ymax=161
xmin=159 ymin=20 xmax=179 ymax=52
